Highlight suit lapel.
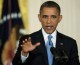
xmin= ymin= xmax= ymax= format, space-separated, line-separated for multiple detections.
xmin=52 ymin=31 xmax=64 ymax=65
xmin=56 ymin=31 xmax=65 ymax=50
xmin=56 ymin=32 xmax=62 ymax=49
xmin=36 ymin=30 xmax=49 ymax=65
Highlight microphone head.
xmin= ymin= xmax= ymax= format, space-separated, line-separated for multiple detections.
xmin=50 ymin=46 xmax=69 ymax=64
xmin=50 ymin=47 xmax=60 ymax=61
xmin=50 ymin=47 xmax=55 ymax=54
xmin=59 ymin=43 xmax=69 ymax=63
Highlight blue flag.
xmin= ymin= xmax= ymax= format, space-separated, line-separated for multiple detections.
xmin=0 ymin=0 xmax=24 ymax=64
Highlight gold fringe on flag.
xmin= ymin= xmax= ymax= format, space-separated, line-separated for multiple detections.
xmin=18 ymin=0 xmax=29 ymax=34
xmin=2 ymin=27 xmax=17 ymax=65
xmin=0 ymin=0 xmax=3 ymax=19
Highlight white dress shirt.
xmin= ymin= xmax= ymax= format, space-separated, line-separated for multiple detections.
xmin=42 ymin=28 xmax=57 ymax=48
xmin=21 ymin=29 xmax=57 ymax=63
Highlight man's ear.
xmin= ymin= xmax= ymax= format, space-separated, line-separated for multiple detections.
xmin=59 ymin=15 xmax=62 ymax=23
xmin=38 ymin=14 xmax=40 ymax=21
xmin=38 ymin=14 xmax=41 ymax=21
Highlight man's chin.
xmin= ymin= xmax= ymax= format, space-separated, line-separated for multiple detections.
xmin=45 ymin=30 xmax=54 ymax=34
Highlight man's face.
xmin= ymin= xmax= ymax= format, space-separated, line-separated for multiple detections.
xmin=38 ymin=7 xmax=62 ymax=34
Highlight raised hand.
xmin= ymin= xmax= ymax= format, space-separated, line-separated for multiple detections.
xmin=21 ymin=37 xmax=40 ymax=56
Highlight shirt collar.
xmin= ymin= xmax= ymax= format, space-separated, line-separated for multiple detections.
xmin=42 ymin=28 xmax=57 ymax=39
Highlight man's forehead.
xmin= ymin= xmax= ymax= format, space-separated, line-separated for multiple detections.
xmin=40 ymin=7 xmax=60 ymax=15
xmin=41 ymin=7 xmax=59 ymax=13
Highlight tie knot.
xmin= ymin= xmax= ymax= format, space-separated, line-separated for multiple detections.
xmin=48 ymin=35 xmax=53 ymax=46
xmin=48 ymin=35 xmax=52 ymax=40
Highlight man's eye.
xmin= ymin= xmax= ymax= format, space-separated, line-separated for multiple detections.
xmin=42 ymin=15 xmax=48 ymax=18
xmin=52 ymin=15 xmax=57 ymax=18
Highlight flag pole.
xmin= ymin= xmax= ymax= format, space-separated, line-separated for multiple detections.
xmin=8 ymin=0 xmax=11 ymax=37
xmin=8 ymin=0 xmax=14 ymax=63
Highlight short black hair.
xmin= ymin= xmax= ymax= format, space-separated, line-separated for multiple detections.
xmin=39 ymin=1 xmax=61 ymax=15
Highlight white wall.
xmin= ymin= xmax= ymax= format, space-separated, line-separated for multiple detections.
xmin=28 ymin=0 xmax=80 ymax=61
xmin=28 ymin=0 xmax=41 ymax=33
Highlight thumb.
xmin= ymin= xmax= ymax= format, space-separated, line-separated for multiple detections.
xmin=34 ymin=42 xmax=40 ymax=48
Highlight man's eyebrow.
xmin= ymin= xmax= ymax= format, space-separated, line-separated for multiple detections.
xmin=42 ymin=15 xmax=57 ymax=16
xmin=51 ymin=15 xmax=57 ymax=17
xmin=42 ymin=15 xmax=48 ymax=17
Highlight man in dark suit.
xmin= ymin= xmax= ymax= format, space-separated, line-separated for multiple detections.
xmin=12 ymin=1 xmax=79 ymax=65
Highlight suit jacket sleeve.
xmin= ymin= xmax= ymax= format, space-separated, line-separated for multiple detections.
xmin=69 ymin=40 xmax=79 ymax=65
xmin=12 ymin=35 xmax=31 ymax=65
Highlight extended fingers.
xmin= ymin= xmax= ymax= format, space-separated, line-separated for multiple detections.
xmin=28 ymin=37 xmax=31 ymax=42
xmin=21 ymin=37 xmax=31 ymax=46
xmin=33 ymin=42 xmax=40 ymax=48
xmin=23 ymin=37 xmax=31 ymax=43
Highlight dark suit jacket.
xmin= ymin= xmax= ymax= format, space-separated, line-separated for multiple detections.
xmin=12 ymin=29 xmax=79 ymax=65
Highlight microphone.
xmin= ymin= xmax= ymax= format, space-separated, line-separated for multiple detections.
xmin=50 ymin=47 xmax=60 ymax=61
xmin=50 ymin=43 xmax=69 ymax=65
xmin=60 ymin=43 xmax=69 ymax=62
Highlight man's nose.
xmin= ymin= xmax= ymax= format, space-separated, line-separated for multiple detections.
xmin=47 ymin=17 xmax=52 ymax=24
